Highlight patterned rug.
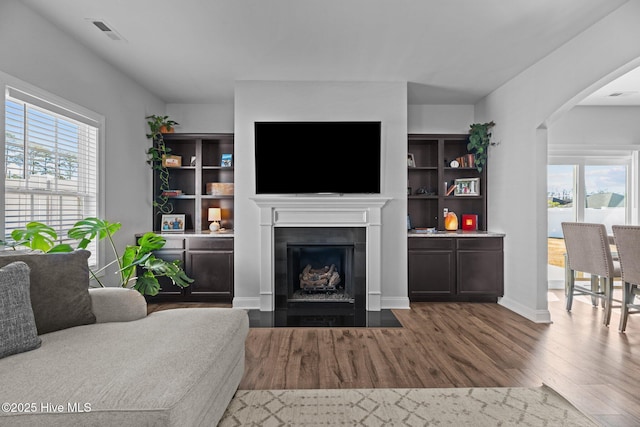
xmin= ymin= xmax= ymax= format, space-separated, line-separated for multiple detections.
xmin=219 ymin=385 xmax=597 ymax=426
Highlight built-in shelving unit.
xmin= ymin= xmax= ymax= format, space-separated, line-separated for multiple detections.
xmin=407 ymin=134 xmax=487 ymax=230
xmin=153 ymin=133 xmax=234 ymax=232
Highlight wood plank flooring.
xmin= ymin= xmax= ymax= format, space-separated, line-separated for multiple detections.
xmin=148 ymin=290 xmax=640 ymax=426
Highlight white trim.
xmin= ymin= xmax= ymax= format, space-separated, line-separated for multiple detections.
xmin=251 ymin=195 xmax=391 ymax=311
xmin=499 ymin=296 xmax=552 ymax=323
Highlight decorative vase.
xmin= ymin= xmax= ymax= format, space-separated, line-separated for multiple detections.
xmin=444 ymin=212 xmax=458 ymax=230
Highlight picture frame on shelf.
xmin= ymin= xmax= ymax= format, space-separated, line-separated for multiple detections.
xmin=221 ymin=153 xmax=233 ymax=167
xmin=454 ymin=178 xmax=480 ymax=196
xmin=161 ymin=214 xmax=186 ymax=232
xmin=162 ymin=154 xmax=182 ymax=168
xmin=407 ymin=153 xmax=416 ymax=167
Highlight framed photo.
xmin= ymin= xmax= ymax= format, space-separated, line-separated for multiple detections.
xmin=221 ymin=153 xmax=233 ymax=167
xmin=454 ymin=178 xmax=480 ymax=196
xmin=161 ymin=214 xmax=186 ymax=232
xmin=407 ymin=153 xmax=416 ymax=167
xmin=162 ymin=155 xmax=182 ymax=168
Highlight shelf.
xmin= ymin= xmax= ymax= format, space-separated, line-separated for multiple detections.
xmin=153 ymin=133 xmax=234 ymax=233
xmin=407 ymin=133 xmax=487 ymax=231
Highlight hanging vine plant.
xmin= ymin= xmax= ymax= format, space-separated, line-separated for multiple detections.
xmin=467 ymin=121 xmax=496 ymax=173
xmin=146 ymin=115 xmax=179 ymax=215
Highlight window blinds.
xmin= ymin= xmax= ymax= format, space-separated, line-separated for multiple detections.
xmin=4 ymin=91 xmax=99 ymax=258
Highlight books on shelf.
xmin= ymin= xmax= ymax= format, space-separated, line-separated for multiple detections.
xmin=161 ymin=189 xmax=183 ymax=196
xmin=454 ymin=154 xmax=475 ymax=168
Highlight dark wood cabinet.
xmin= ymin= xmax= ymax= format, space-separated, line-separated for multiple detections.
xmin=144 ymin=234 xmax=234 ymax=303
xmin=408 ymin=236 xmax=504 ymax=302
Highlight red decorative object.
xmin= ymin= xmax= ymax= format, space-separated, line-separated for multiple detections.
xmin=462 ymin=214 xmax=478 ymax=231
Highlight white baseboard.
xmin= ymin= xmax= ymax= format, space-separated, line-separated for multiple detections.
xmin=232 ymin=297 xmax=260 ymax=310
xmin=499 ymin=296 xmax=552 ymax=323
xmin=381 ymin=297 xmax=411 ymax=310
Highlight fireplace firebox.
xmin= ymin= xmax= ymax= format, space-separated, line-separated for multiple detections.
xmin=274 ymin=227 xmax=366 ymax=313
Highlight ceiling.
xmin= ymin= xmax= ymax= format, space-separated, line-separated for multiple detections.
xmin=19 ymin=0 xmax=639 ymax=106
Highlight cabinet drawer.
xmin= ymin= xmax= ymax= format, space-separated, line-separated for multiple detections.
xmin=161 ymin=237 xmax=185 ymax=249
xmin=408 ymin=238 xmax=454 ymax=250
xmin=457 ymin=238 xmax=502 ymax=251
xmin=188 ymin=237 xmax=233 ymax=250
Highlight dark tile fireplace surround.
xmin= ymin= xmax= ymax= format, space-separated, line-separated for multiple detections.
xmin=249 ymin=227 xmax=401 ymax=327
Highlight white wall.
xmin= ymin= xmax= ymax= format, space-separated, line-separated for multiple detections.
xmin=408 ymin=105 xmax=474 ymax=134
xmin=233 ymin=81 xmax=408 ymax=308
xmin=476 ymin=0 xmax=640 ymax=322
xmin=0 ymin=0 xmax=165 ymax=285
xmin=549 ymin=106 xmax=640 ymax=146
xmin=166 ymin=104 xmax=234 ymax=133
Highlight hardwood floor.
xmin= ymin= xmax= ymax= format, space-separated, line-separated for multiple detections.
xmin=149 ymin=291 xmax=640 ymax=426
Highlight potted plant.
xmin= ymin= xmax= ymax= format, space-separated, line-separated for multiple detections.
xmin=1 ymin=218 xmax=193 ymax=296
xmin=146 ymin=115 xmax=179 ymax=214
xmin=467 ymin=121 xmax=496 ymax=173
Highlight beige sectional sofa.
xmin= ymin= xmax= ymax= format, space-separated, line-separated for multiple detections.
xmin=0 ymin=252 xmax=248 ymax=426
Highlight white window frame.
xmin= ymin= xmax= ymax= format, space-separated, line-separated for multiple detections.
xmin=548 ymin=144 xmax=638 ymax=226
xmin=1 ymin=72 xmax=105 ymax=267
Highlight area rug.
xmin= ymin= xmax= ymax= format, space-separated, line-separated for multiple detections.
xmin=218 ymin=385 xmax=597 ymax=426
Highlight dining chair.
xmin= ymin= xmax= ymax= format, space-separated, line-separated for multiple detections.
xmin=611 ymin=225 xmax=640 ymax=332
xmin=561 ymin=222 xmax=620 ymax=326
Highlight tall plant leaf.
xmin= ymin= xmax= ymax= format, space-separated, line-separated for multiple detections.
xmin=11 ymin=222 xmax=58 ymax=252
xmin=68 ymin=217 xmax=121 ymax=248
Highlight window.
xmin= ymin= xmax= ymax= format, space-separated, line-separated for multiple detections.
xmin=3 ymin=86 xmax=100 ymax=263
xmin=547 ymin=151 xmax=634 ymax=288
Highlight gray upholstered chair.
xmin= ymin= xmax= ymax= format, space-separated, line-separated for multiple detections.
xmin=561 ymin=222 xmax=620 ymax=326
xmin=611 ymin=225 xmax=640 ymax=332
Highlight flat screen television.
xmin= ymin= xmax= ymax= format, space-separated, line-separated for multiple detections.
xmin=254 ymin=121 xmax=381 ymax=194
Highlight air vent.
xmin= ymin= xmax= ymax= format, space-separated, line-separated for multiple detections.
xmin=608 ymin=91 xmax=638 ymax=97
xmin=86 ymin=19 xmax=126 ymax=42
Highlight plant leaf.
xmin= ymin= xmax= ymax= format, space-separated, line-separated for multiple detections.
xmin=68 ymin=217 xmax=121 ymax=244
xmin=11 ymin=222 xmax=58 ymax=252
xmin=133 ymin=272 xmax=161 ymax=296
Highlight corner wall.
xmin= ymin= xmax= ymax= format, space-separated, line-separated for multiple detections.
xmin=0 ymin=0 xmax=165 ymax=285
xmin=476 ymin=0 xmax=640 ymax=322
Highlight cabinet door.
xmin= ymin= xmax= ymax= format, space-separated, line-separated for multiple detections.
xmin=152 ymin=249 xmax=187 ymax=296
xmin=408 ymin=239 xmax=455 ymax=300
xmin=457 ymin=239 xmax=503 ymax=296
xmin=187 ymin=250 xmax=233 ymax=297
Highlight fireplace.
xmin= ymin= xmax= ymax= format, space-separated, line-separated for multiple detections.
xmin=251 ymin=195 xmax=390 ymax=312
xmin=275 ymin=227 xmax=366 ymax=311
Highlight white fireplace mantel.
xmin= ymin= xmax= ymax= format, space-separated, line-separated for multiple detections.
xmin=251 ymin=195 xmax=391 ymax=311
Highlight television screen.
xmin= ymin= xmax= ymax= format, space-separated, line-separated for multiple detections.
xmin=255 ymin=121 xmax=381 ymax=194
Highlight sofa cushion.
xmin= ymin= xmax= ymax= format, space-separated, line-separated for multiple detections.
xmin=0 ymin=262 xmax=41 ymax=359
xmin=0 ymin=307 xmax=249 ymax=426
xmin=0 ymin=250 xmax=96 ymax=334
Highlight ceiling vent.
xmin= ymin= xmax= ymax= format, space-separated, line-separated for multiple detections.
xmin=86 ymin=19 xmax=126 ymax=41
xmin=608 ymin=91 xmax=638 ymax=97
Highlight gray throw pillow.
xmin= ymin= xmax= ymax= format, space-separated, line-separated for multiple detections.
xmin=0 ymin=250 xmax=96 ymax=334
xmin=0 ymin=261 xmax=42 ymax=359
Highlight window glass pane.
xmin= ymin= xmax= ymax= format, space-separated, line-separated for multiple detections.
xmin=547 ymin=164 xmax=575 ymax=238
xmin=4 ymin=94 xmax=99 ymax=265
xmin=584 ymin=165 xmax=626 ymax=233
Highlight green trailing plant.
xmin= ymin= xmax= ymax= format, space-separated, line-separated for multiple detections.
xmin=467 ymin=121 xmax=496 ymax=173
xmin=1 ymin=217 xmax=193 ymax=296
xmin=146 ymin=115 xmax=179 ymax=215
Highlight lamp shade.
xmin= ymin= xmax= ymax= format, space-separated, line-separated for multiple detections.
xmin=208 ymin=208 xmax=221 ymax=222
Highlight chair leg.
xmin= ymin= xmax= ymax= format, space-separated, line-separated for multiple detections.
xmin=566 ymin=270 xmax=575 ymax=311
xmin=619 ymin=282 xmax=632 ymax=333
xmin=591 ymin=275 xmax=599 ymax=307
xmin=603 ymin=277 xmax=613 ymax=327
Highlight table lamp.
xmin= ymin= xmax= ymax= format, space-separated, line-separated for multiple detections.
xmin=208 ymin=208 xmax=221 ymax=232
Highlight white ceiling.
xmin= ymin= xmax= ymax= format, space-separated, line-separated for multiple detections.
xmin=19 ymin=0 xmax=638 ymax=105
